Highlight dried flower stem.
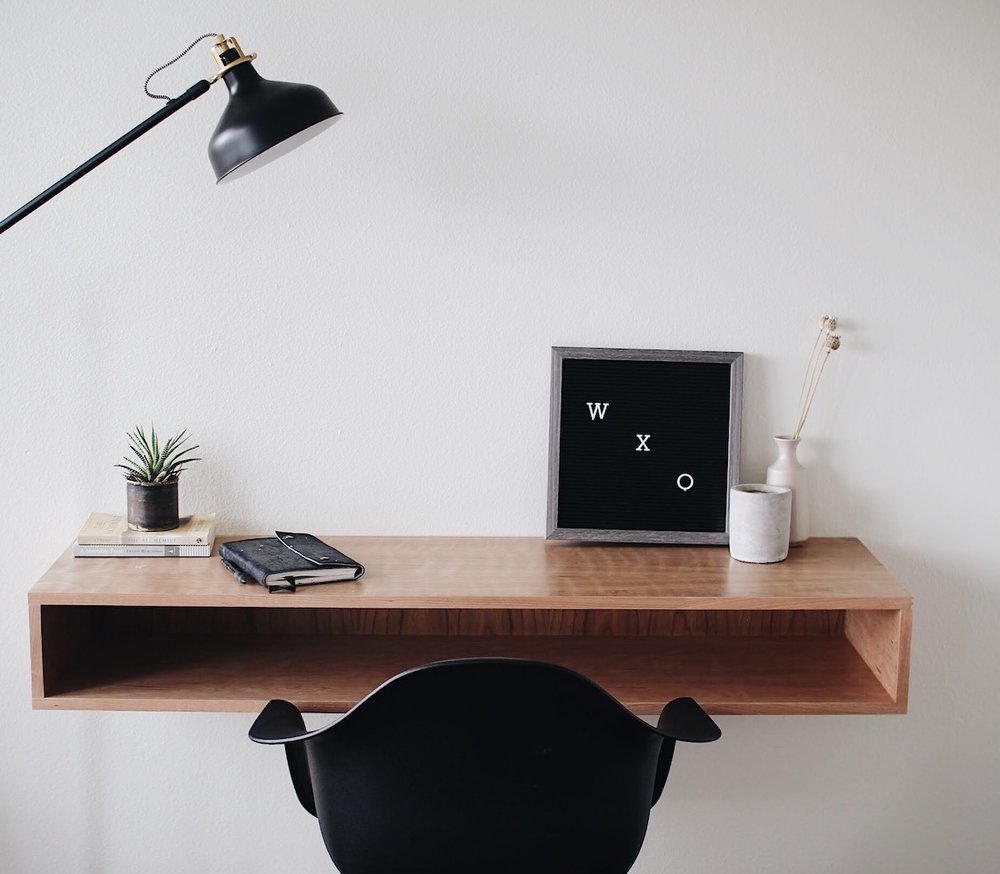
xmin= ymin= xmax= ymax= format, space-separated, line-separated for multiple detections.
xmin=791 ymin=316 xmax=841 ymax=440
xmin=794 ymin=350 xmax=830 ymax=439
xmin=796 ymin=327 xmax=827 ymax=421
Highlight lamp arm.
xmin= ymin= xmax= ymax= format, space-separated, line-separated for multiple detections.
xmin=0 ymin=79 xmax=212 ymax=236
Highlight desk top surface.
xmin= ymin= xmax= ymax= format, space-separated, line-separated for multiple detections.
xmin=30 ymin=536 xmax=911 ymax=610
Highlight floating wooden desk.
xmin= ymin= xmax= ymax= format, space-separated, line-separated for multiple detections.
xmin=29 ymin=536 xmax=911 ymax=715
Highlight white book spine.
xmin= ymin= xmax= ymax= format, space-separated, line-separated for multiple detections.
xmin=78 ymin=533 xmax=215 ymax=546
xmin=73 ymin=544 xmax=212 ymax=558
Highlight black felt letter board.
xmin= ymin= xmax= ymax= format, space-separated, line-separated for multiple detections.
xmin=547 ymin=348 xmax=743 ymax=543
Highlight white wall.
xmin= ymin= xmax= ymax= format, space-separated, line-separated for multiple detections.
xmin=2 ymin=1 xmax=998 ymax=871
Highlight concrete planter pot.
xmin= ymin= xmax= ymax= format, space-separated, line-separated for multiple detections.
xmin=126 ymin=480 xmax=179 ymax=531
xmin=728 ymin=484 xmax=792 ymax=563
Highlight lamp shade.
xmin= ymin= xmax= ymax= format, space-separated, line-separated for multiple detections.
xmin=208 ymin=60 xmax=342 ymax=183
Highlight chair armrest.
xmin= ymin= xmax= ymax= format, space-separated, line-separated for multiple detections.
xmin=656 ymin=697 xmax=721 ymax=743
xmin=650 ymin=697 xmax=721 ymax=806
xmin=248 ymin=699 xmax=310 ymax=744
xmin=249 ymin=700 xmax=318 ymax=816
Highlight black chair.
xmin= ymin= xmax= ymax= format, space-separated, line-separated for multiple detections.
xmin=249 ymin=658 xmax=720 ymax=874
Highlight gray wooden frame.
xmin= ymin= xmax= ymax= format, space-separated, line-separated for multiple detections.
xmin=546 ymin=347 xmax=743 ymax=544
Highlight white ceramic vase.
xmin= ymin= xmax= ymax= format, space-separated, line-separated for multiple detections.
xmin=765 ymin=435 xmax=808 ymax=545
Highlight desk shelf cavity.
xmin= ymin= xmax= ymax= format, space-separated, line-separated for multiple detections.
xmin=31 ymin=600 xmax=910 ymax=715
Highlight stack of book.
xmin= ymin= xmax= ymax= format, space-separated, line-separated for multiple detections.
xmin=74 ymin=513 xmax=216 ymax=557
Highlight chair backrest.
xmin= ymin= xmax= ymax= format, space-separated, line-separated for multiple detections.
xmin=293 ymin=659 xmax=667 ymax=874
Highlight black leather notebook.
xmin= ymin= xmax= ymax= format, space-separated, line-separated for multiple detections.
xmin=219 ymin=532 xmax=365 ymax=593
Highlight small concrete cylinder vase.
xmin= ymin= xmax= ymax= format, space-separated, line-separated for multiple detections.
xmin=765 ymin=435 xmax=809 ymax=545
xmin=729 ymin=484 xmax=792 ymax=564
xmin=126 ymin=480 xmax=179 ymax=531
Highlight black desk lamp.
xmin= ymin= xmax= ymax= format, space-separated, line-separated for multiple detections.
xmin=0 ymin=33 xmax=342 ymax=235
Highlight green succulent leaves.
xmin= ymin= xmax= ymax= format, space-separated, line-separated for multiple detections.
xmin=116 ymin=425 xmax=201 ymax=484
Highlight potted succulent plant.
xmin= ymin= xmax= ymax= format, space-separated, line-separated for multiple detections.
xmin=116 ymin=425 xmax=201 ymax=531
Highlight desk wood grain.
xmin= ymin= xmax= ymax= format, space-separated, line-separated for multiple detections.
xmin=29 ymin=537 xmax=912 ymax=715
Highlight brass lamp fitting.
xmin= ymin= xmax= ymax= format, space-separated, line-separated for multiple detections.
xmin=210 ymin=35 xmax=258 ymax=82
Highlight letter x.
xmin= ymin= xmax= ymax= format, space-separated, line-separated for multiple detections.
xmin=636 ymin=434 xmax=651 ymax=451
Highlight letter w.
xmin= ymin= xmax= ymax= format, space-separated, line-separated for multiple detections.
xmin=587 ymin=402 xmax=609 ymax=421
